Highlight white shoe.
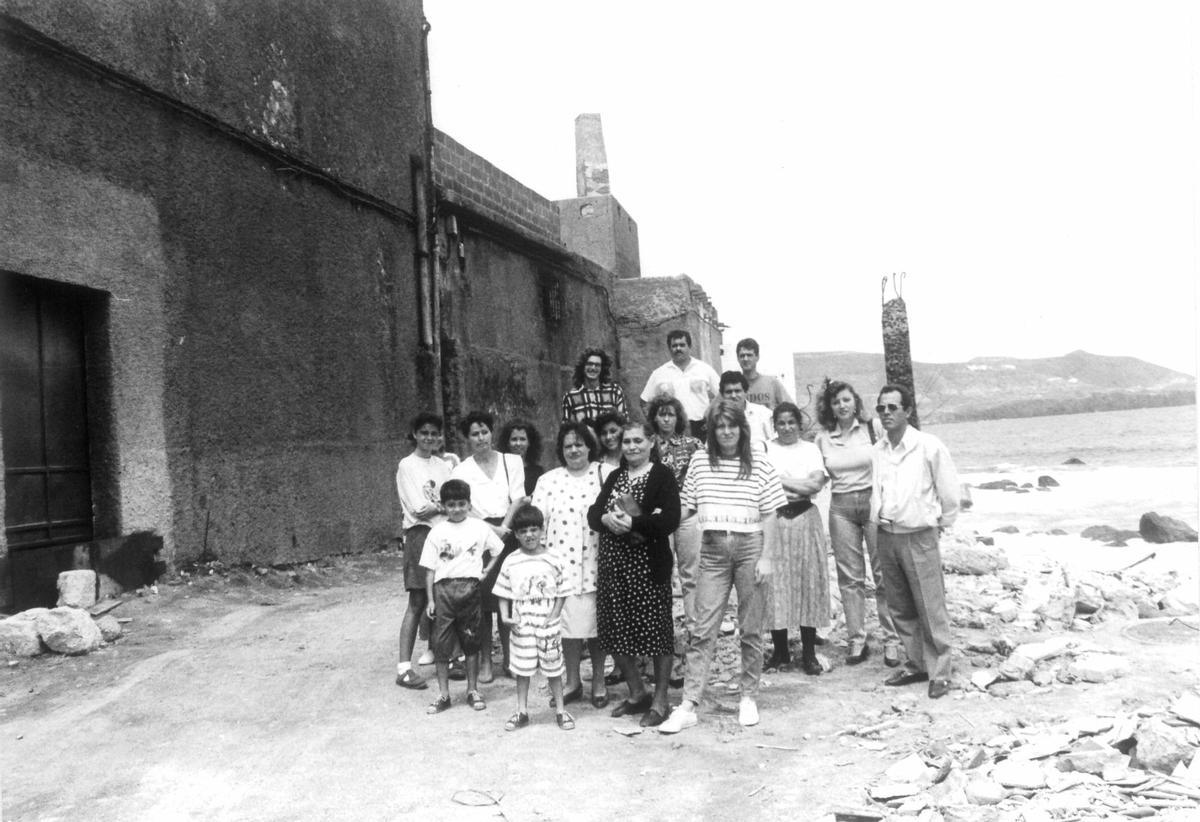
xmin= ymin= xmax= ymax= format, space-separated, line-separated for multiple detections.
xmin=416 ymin=649 xmax=435 ymax=666
xmin=657 ymin=704 xmax=698 ymax=734
xmin=738 ymin=697 xmax=759 ymax=727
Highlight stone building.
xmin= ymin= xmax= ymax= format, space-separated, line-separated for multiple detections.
xmin=0 ymin=1 xmax=720 ymax=610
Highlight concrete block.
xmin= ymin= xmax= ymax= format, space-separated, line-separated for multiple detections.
xmin=57 ymin=570 xmax=97 ymax=608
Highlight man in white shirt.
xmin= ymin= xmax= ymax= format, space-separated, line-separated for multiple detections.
xmin=639 ymin=329 xmax=720 ymax=440
xmin=736 ymin=338 xmax=793 ymax=410
xmin=870 ymin=384 xmax=960 ymax=700
xmin=718 ymin=371 xmax=774 ymax=450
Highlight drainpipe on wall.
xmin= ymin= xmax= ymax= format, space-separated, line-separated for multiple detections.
xmin=417 ymin=17 xmax=443 ymax=414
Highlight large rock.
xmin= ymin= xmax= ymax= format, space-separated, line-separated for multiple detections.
xmin=0 ymin=612 xmax=45 ymax=656
xmin=1139 ymin=512 xmax=1198 ymax=544
xmin=942 ymin=544 xmax=1010 ymax=576
xmin=1057 ymin=738 xmax=1125 ymax=775
xmin=1037 ymin=475 xmax=1060 ymax=488
xmin=34 ymin=607 xmax=102 ymax=655
xmin=1132 ymin=717 xmax=1193 ymax=773
xmin=963 ymin=778 xmax=1005 ymax=805
xmin=56 ymin=570 xmax=98 ymax=609
xmin=976 ymin=479 xmax=1018 ymax=490
xmin=1080 ymin=525 xmax=1140 ymax=543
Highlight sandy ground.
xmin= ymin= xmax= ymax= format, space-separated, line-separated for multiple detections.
xmin=2 ymin=534 xmax=1198 ymax=822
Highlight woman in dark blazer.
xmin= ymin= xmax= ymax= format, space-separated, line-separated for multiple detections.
xmin=587 ymin=420 xmax=681 ymax=727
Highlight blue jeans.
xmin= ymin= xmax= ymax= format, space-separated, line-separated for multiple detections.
xmin=830 ymin=489 xmax=898 ymax=649
xmin=682 ymin=530 xmax=766 ymax=704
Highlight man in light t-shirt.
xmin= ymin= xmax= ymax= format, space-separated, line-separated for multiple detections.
xmin=639 ymin=329 xmax=720 ymax=440
xmin=736 ymin=337 xmax=793 ymax=411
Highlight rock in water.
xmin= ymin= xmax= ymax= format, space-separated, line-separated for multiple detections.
xmin=992 ymin=525 xmax=1019 ymax=534
xmin=976 ymin=480 xmax=1018 ymax=490
xmin=1062 ymin=457 xmax=1085 ymax=465
xmin=57 ymin=570 xmax=98 ymax=609
xmin=34 ymin=607 xmax=102 ymax=655
xmin=1037 ymin=475 xmax=1060 ymax=487
xmin=1080 ymin=525 xmax=1140 ymax=543
xmin=1138 ymin=512 xmax=1198 ymax=544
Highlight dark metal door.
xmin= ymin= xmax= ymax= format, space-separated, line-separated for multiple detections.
xmin=1 ymin=273 xmax=95 ymax=608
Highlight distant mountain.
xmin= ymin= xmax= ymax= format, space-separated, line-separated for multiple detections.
xmin=792 ymin=350 xmax=1196 ymax=423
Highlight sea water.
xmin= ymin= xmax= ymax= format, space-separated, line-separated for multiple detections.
xmin=924 ymin=406 xmax=1199 ymax=574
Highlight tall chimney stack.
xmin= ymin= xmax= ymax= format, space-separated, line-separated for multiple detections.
xmin=575 ymin=113 xmax=610 ymax=196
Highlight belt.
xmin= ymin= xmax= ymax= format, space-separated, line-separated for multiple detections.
xmin=777 ymin=500 xmax=813 ymax=519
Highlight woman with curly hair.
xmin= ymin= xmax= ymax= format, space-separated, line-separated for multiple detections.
xmin=561 ymin=347 xmax=628 ymax=426
xmin=815 ymin=379 xmax=899 ymax=668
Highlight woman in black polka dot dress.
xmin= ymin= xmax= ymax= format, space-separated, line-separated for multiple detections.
xmin=587 ymin=421 xmax=681 ymax=727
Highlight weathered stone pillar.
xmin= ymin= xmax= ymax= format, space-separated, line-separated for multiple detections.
xmin=882 ymin=287 xmax=920 ymax=429
xmin=575 ymin=113 xmax=610 ymax=196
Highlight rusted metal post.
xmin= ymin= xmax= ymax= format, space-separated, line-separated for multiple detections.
xmin=881 ymin=273 xmax=920 ymax=429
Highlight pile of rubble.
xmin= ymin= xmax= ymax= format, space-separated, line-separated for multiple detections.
xmin=843 ymin=691 xmax=1200 ymax=821
xmin=0 ymin=570 xmax=124 ymax=658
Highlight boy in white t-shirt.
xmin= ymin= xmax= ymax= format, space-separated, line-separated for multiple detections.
xmin=494 ymin=505 xmax=571 ymax=731
xmin=420 ymin=479 xmax=504 ymax=715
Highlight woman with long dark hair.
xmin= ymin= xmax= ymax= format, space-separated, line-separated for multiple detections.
xmin=498 ymin=418 xmax=544 ymax=496
xmin=658 ymin=400 xmax=787 ymax=734
xmin=815 ymin=379 xmax=899 ymax=667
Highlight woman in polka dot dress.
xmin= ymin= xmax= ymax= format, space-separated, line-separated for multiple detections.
xmin=587 ymin=420 xmax=681 ymax=728
xmin=530 ymin=422 xmax=613 ymax=708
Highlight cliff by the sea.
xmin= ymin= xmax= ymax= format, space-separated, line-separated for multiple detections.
xmin=792 ymin=350 xmax=1196 ymax=423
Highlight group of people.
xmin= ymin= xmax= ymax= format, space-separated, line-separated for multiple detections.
xmin=394 ymin=330 xmax=961 ymax=734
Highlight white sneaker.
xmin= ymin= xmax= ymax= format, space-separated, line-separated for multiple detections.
xmin=657 ymin=704 xmax=698 ymax=734
xmin=416 ymin=649 xmax=435 ymax=666
xmin=738 ymin=697 xmax=759 ymax=727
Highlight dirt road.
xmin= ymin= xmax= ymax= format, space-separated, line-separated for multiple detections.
xmin=1 ymin=552 xmax=1196 ymax=822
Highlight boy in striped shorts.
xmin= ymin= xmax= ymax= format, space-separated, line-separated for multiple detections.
xmin=494 ymin=505 xmax=573 ymax=731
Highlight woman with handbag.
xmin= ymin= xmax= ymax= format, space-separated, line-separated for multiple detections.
xmin=587 ymin=420 xmax=681 ymax=727
xmin=450 ymin=410 xmax=528 ymax=683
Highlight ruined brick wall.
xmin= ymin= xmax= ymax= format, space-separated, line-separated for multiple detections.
xmin=433 ymin=132 xmax=620 ymax=454
xmin=432 ymin=129 xmax=562 ymax=247
xmin=0 ymin=0 xmax=432 ymax=602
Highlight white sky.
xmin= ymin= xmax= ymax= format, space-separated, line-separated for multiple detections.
xmin=424 ymin=1 xmax=1199 ymax=382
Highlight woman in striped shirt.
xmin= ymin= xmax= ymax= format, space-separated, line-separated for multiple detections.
xmin=658 ymin=400 xmax=788 ymax=734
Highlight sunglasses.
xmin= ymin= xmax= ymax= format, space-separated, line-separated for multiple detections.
xmin=875 ymin=403 xmax=903 ymax=413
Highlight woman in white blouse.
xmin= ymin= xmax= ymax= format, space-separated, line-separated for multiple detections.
xmin=531 ymin=422 xmax=613 ymax=708
xmin=450 ymin=410 xmax=527 ymax=683
xmin=763 ymin=402 xmax=830 ymax=675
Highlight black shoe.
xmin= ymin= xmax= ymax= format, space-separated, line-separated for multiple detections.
xmin=813 ymin=634 xmax=827 ymax=646
xmin=604 ymin=670 xmax=625 ymax=686
xmin=668 ymin=676 xmax=685 ymax=689
xmin=846 ymin=644 xmax=870 ymax=666
xmin=801 ymin=657 xmax=822 ymax=676
xmin=640 ymin=708 xmax=667 ymax=728
xmin=611 ymin=693 xmax=653 ymax=718
xmin=885 ymin=670 xmax=929 ymax=687
xmin=763 ymin=653 xmax=790 ymax=672
xmin=928 ymin=679 xmax=951 ymax=699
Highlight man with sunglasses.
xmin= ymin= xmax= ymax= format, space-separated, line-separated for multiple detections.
xmin=870 ymin=384 xmax=960 ymax=700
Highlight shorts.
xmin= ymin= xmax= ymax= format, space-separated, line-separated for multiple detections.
xmin=431 ymin=578 xmax=482 ymax=662
xmin=559 ymin=592 xmax=597 ymax=639
xmin=508 ymin=620 xmax=565 ymax=678
xmin=403 ymin=525 xmax=431 ymax=592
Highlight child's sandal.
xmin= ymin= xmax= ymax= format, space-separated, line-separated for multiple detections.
xmin=466 ymin=690 xmax=487 ymax=711
xmin=557 ymin=711 xmax=575 ymax=731
xmin=504 ymin=712 xmax=530 ymax=731
xmin=426 ymin=695 xmax=452 ymax=715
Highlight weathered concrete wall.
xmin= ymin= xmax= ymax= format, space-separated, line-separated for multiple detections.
xmin=433 ymin=131 xmax=620 ymax=452
xmin=0 ymin=0 xmax=431 ymax=603
xmin=610 ymin=275 xmax=722 ymax=420
xmin=557 ymin=195 xmax=641 ymax=279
